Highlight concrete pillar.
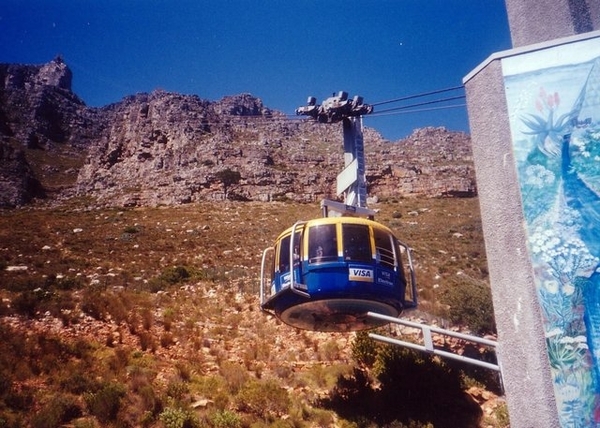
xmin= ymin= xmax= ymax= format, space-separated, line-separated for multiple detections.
xmin=464 ymin=54 xmax=560 ymax=428
xmin=465 ymin=2 xmax=600 ymax=426
xmin=466 ymin=56 xmax=560 ymax=428
xmin=505 ymin=0 xmax=600 ymax=47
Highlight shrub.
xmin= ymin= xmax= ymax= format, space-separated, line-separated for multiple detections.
xmin=138 ymin=332 xmax=156 ymax=352
xmin=163 ymin=308 xmax=175 ymax=331
xmin=210 ymin=410 xmax=242 ymax=428
xmin=319 ymin=339 xmax=340 ymax=360
xmin=492 ymin=402 xmax=510 ymax=427
xmin=304 ymin=408 xmax=334 ymax=427
xmin=160 ymin=332 xmax=175 ymax=348
xmin=235 ymin=379 xmax=290 ymax=419
xmin=160 ymin=266 xmax=191 ymax=285
xmin=108 ymin=348 xmax=130 ymax=374
xmin=215 ymin=168 xmax=241 ymax=192
xmin=59 ymin=371 xmax=100 ymax=394
xmin=1 ymin=383 xmax=34 ymax=412
xmin=80 ymin=289 xmax=110 ymax=321
xmin=137 ymin=384 xmax=159 ymax=414
xmin=84 ymin=382 xmax=126 ymax=423
xmin=141 ymin=307 xmax=154 ymax=330
xmin=123 ymin=225 xmax=140 ymax=234
xmin=159 ymin=407 xmax=199 ymax=428
xmin=442 ymin=276 xmax=496 ymax=335
xmin=220 ymin=361 xmax=249 ymax=394
xmin=273 ymin=364 xmax=293 ymax=380
xmin=31 ymin=394 xmax=81 ymax=428
xmin=12 ymin=290 xmax=43 ymax=318
xmin=175 ymin=362 xmax=192 ymax=382
xmin=166 ymin=380 xmax=189 ymax=401
xmin=147 ymin=266 xmax=193 ymax=292
xmin=322 ymin=335 xmax=483 ymax=427
xmin=351 ymin=331 xmax=380 ymax=368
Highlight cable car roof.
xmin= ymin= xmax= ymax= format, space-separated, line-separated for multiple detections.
xmin=274 ymin=215 xmax=397 ymax=240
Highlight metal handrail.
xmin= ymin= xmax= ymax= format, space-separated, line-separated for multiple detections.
xmin=367 ymin=311 xmax=501 ymax=372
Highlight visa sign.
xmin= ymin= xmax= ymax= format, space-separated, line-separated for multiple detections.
xmin=349 ymin=267 xmax=374 ymax=282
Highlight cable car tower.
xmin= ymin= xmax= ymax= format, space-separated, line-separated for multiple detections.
xmin=259 ymin=91 xmax=417 ymax=332
xmin=297 ymin=92 xmax=373 ymax=217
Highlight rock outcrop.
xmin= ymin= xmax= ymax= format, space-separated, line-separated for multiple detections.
xmin=0 ymin=59 xmax=476 ymax=208
xmin=0 ymin=140 xmax=44 ymax=207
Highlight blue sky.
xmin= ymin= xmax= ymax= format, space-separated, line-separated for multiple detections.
xmin=1 ymin=1 xmax=512 ymax=140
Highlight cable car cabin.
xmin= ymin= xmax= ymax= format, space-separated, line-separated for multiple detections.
xmin=260 ymin=217 xmax=417 ymax=332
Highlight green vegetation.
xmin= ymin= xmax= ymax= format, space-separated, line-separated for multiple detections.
xmin=0 ymin=198 xmax=503 ymax=426
xmin=215 ymin=168 xmax=242 ymax=200
xmin=443 ymin=274 xmax=497 ymax=335
xmin=319 ymin=331 xmax=499 ymax=427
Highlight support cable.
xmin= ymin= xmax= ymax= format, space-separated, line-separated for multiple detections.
xmin=367 ymin=103 xmax=467 ymax=118
xmin=191 ymin=85 xmax=467 ymax=124
xmin=371 ymin=85 xmax=464 ymax=107
xmin=372 ymin=94 xmax=466 ymax=115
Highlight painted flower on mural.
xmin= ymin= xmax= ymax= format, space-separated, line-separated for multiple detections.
xmin=520 ymin=163 xmax=558 ymax=222
xmin=569 ymin=124 xmax=600 ymax=179
xmin=539 ymin=276 xmax=585 ymax=338
xmin=557 ymin=382 xmax=585 ymax=425
xmin=530 ymin=225 xmax=599 ymax=283
xmin=524 ymin=164 xmax=555 ymax=188
xmin=549 ymin=333 xmax=596 ymax=427
xmin=521 ymin=87 xmax=578 ymax=157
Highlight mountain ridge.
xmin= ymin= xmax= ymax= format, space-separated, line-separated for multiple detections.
xmin=0 ymin=58 xmax=475 ymax=208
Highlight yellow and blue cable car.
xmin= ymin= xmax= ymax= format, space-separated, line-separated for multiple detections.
xmin=260 ymin=214 xmax=416 ymax=331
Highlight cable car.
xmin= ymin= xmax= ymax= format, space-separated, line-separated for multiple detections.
xmin=260 ymin=92 xmax=417 ymax=332
xmin=260 ymin=208 xmax=417 ymax=331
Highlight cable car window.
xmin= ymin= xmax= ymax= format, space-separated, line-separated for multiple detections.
xmin=308 ymin=224 xmax=337 ymax=263
xmin=395 ymin=240 xmax=408 ymax=279
xmin=278 ymin=232 xmax=300 ymax=272
xmin=374 ymin=228 xmax=395 ymax=269
xmin=342 ymin=224 xmax=372 ymax=262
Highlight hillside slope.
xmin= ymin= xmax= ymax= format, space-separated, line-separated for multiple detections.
xmin=0 ymin=199 xmax=503 ymax=428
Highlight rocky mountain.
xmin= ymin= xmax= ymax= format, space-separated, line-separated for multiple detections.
xmin=0 ymin=58 xmax=476 ymax=208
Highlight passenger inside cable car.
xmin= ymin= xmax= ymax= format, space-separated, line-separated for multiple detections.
xmin=308 ymin=224 xmax=337 ymax=263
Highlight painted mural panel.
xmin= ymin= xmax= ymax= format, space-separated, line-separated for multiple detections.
xmin=503 ymin=36 xmax=600 ymax=427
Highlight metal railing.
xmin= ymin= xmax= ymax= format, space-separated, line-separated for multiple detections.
xmin=367 ymin=311 xmax=501 ymax=372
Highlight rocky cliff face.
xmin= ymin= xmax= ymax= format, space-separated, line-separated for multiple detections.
xmin=367 ymin=127 xmax=475 ymax=199
xmin=0 ymin=57 xmax=101 ymax=150
xmin=0 ymin=57 xmax=105 ymax=206
xmin=0 ymin=59 xmax=476 ymax=208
